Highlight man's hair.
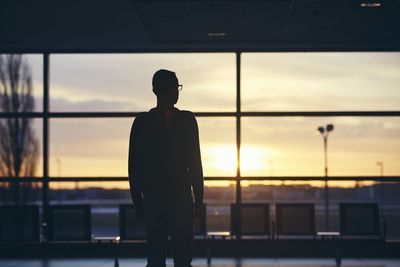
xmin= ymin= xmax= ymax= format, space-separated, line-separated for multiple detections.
xmin=152 ymin=69 xmax=178 ymax=95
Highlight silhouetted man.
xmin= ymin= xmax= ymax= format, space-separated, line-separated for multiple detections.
xmin=128 ymin=69 xmax=204 ymax=267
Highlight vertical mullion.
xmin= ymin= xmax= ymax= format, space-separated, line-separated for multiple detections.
xmin=42 ymin=53 xmax=50 ymax=241
xmin=236 ymin=52 xmax=241 ymax=238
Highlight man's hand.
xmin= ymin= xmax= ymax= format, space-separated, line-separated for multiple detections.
xmin=135 ymin=203 xmax=144 ymax=220
xmin=193 ymin=202 xmax=203 ymax=218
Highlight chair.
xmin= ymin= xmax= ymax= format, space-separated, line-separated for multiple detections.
xmin=230 ymin=203 xmax=270 ymax=237
xmin=48 ymin=205 xmax=91 ymax=241
xmin=340 ymin=203 xmax=382 ymax=238
xmin=275 ymin=203 xmax=315 ymax=238
xmin=0 ymin=205 xmax=39 ymax=242
xmin=119 ymin=204 xmax=146 ymax=240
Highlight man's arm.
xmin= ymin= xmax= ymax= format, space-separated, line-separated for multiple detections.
xmin=128 ymin=115 xmax=144 ymax=209
xmin=189 ymin=114 xmax=204 ymax=207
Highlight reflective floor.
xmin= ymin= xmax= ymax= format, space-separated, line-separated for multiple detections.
xmin=0 ymin=258 xmax=399 ymax=267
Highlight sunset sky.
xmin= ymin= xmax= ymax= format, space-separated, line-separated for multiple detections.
xmin=5 ymin=53 xmax=400 ymax=188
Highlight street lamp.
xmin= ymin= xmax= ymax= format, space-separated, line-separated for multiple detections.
xmin=376 ymin=161 xmax=384 ymax=218
xmin=317 ymin=124 xmax=334 ymax=231
xmin=56 ymin=158 xmax=62 ymax=203
xmin=376 ymin=161 xmax=384 ymax=177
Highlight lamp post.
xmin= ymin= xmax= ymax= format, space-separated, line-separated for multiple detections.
xmin=56 ymin=158 xmax=62 ymax=203
xmin=317 ymin=124 xmax=334 ymax=231
xmin=376 ymin=161 xmax=384 ymax=177
xmin=377 ymin=161 xmax=384 ymax=218
xmin=269 ymin=159 xmax=275 ymax=220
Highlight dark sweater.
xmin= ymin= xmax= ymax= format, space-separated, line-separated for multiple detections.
xmin=128 ymin=107 xmax=204 ymax=207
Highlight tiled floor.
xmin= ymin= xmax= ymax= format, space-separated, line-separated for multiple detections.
xmin=0 ymin=258 xmax=399 ymax=267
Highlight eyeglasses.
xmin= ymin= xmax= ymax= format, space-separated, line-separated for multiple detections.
xmin=178 ymin=84 xmax=183 ymax=91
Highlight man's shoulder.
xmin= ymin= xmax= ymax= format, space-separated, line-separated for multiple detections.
xmin=132 ymin=112 xmax=150 ymax=127
xmin=179 ymin=110 xmax=195 ymax=119
xmin=178 ymin=110 xmax=198 ymax=131
xmin=134 ymin=109 xmax=196 ymax=123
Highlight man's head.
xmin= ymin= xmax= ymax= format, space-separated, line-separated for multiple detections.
xmin=152 ymin=69 xmax=180 ymax=105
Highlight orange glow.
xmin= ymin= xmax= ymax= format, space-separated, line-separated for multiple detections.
xmin=205 ymin=181 xmax=235 ymax=188
xmin=240 ymin=146 xmax=274 ymax=176
xmin=47 ymin=179 xmax=377 ymax=190
xmin=203 ymin=145 xmax=274 ymax=176
xmin=203 ymin=145 xmax=236 ymax=175
xmin=47 ymin=142 xmax=381 ymax=189
xmin=49 ymin=181 xmax=129 ymax=190
xmin=240 ymin=180 xmax=376 ymax=188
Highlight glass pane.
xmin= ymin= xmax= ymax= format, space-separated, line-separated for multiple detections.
xmin=50 ymin=53 xmax=235 ymax=112
xmin=0 ymin=54 xmax=42 ymax=112
xmin=241 ymin=117 xmax=400 ymax=176
xmin=50 ymin=117 xmax=235 ymax=177
xmin=380 ymin=181 xmax=400 ymax=240
xmin=0 ymin=182 xmax=42 ymax=205
xmin=242 ymin=52 xmax=400 ymax=111
xmin=0 ymin=118 xmax=43 ymax=177
xmin=197 ymin=117 xmax=236 ymax=177
xmin=50 ymin=118 xmax=131 ymax=177
xmin=206 ymin=204 xmax=232 ymax=233
xmin=205 ymin=181 xmax=236 ymax=204
xmin=205 ymin=181 xmax=236 ymax=233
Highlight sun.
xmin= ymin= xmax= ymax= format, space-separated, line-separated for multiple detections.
xmin=203 ymin=144 xmax=273 ymax=176
xmin=204 ymin=145 xmax=237 ymax=175
xmin=240 ymin=146 xmax=269 ymax=175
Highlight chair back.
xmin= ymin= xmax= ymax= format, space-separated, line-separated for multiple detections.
xmin=0 ymin=205 xmax=39 ymax=242
xmin=231 ymin=203 xmax=270 ymax=236
xmin=340 ymin=203 xmax=380 ymax=236
xmin=48 ymin=205 xmax=91 ymax=241
xmin=276 ymin=203 xmax=315 ymax=236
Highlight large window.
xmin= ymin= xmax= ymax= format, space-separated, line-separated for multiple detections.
xmin=1 ymin=52 xmax=399 ymax=239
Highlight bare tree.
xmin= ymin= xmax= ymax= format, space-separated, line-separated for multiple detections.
xmin=0 ymin=54 xmax=39 ymax=205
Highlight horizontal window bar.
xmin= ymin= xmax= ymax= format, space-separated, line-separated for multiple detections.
xmin=1 ymin=176 xmax=399 ymax=182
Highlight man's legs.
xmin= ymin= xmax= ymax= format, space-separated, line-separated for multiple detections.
xmin=144 ymin=198 xmax=168 ymax=267
xmin=167 ymin=198 xmax=194 ymax=267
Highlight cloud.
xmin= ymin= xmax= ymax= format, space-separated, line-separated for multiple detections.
xmin=49 ymin=54 xmax=235 ymax=112
xmin=50 ymin=96 xmax=138 ymax=112
xmin=242 ymin=52 xmax=400 ymax=111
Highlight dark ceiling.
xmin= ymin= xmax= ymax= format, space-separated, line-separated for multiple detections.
xmin=1 ymin=0 xmax=400 ymax=52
